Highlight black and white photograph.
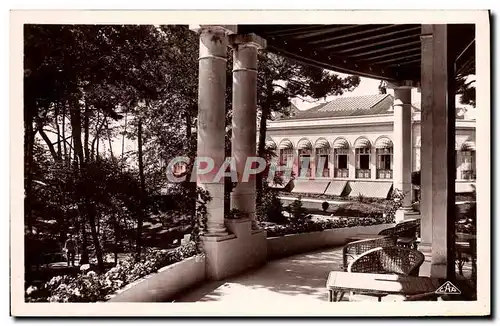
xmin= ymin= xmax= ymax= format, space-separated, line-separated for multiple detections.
xmin=10 ymin=9 xmax=490 ymax=317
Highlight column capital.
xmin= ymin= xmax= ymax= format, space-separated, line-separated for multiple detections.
xmin=229 ymin=33 xmax=267 ymax=49
xmin=189 ymin=24 xmax=238 ymax=35
xmin=387 ymin=80 xmax=417 ymax=90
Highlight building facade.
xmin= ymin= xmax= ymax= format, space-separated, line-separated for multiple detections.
xmin=266 ymin=93 xmax=476 ymax=199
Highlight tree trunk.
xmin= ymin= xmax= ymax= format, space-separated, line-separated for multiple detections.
xmin=38 ymin=125 xmax=59 ymax=162
xmin=184 ymin=110 xmax=196 ymax=216
xmin=121 ymin=112 xmax=128 ymax=169
xmin=86 ymin=199 xmax=105 ymax=272
xmin=55 ymin=103 xmax=62 ymax=161
xmin=83 ymin=102 xmax=90 ymax=163
xmin=105 ymin=119 xmax=115 ymax=161
xmin=62 ymin=103 xmax=68 ymax=165
xmin=70 ymin=105 xmax=85 ymax=167
xmin=113 ymin=216 xmax=119 ymax=265
xmin=136 ymin=118 xmax=146 ymax=260
xmin=256 ymin=104 xmax=270 ymax=205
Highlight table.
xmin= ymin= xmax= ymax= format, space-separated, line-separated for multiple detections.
xmin=326 ymin=271 xmax=442 ymax=302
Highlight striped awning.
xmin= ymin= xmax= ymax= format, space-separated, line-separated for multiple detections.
xmin=461 ymin=140 xmax=476 ymax=151
xmin=297 ymin=139 xmax=313 ymax=150
xmin=332 ymin=137 xmax=349 ymax=149
xmin=354 ymin=137 xmax=371 ymax=149
xmin=315 ymin=138 xmax=330 ymax=149
xmin=278 ymin=139 xmax=293 ymax=150
xmin=375 ymin=137 xmax=393 ymax=149
xmin=265 ymin=138 xmax=277 ymax=150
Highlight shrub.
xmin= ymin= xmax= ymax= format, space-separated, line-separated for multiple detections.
xmin=356 ymin=193 xmax=366 ymax=203
xmin=25 ymin=242 xmax=198 ymax=303
xmin=257 ymin=183 xmax=287 ymax=224
xmin=288 ymin=197 xmax=310 ymax=226
xmin=321 ymin=201 xmax=329 ymax=212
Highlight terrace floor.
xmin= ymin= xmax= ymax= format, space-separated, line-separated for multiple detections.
xmin=176 ymin=246 xmax=474 ymax=303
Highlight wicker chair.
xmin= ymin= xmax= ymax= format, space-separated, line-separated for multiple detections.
xmin=378 ymin=219 xmax=420 ymax=249
xmin=342 ymin=236 xmax=397 ymax=271
xmin=348 ymin=246 xmax=425 ymax=276
xmin=346 ymin=246 xmax=425 ymax=302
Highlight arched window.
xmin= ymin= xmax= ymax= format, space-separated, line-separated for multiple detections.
xmin=354 ymin=137 xmax=371 ymax=179
xmin=297 ymin=139 xmax=313 ymax=178
xmin=278 ymin=139 xmax=294 ymax=167
xmin=375 ymin=137 xmax=393 ymax=179
xmin=315 ymin=138 xmax=330 ymax=178
xmin=332 ymin=138 xmax=349 ymax=178
xmin=460 ymin=140 xmax=476 ymax=180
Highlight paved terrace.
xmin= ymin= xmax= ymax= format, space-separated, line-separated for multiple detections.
xmin=175 ymin=246 xmax=474 ymax=303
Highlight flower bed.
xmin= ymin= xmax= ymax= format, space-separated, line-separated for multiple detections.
xmin=278 ymin=191 xmax=390 ymax=204
xmin=261 ymin=216 xmax=386 ymax=238
xmin=25 ymin=242 xmax=198 ymax=303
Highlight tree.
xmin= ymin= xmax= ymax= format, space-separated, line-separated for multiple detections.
xmin=255 ymin=52 xmax=360 ymax=203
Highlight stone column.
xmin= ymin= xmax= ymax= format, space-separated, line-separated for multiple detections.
xmin=229 ymin=33 xmax=266 ymax=229
xmin=419 ymin=25 xmax=434 ymax=260
xmin=429 ymin=24 xmax=456 ymax=279
xmin=349 ymin=147 xmax=356 ymax=179
xmin=191 ymin=25 xmax=236 ymax=236
xmin=392 ymin=86 xmax=413 ymax=222
xmin=370 ymin=146 xmax=377 ymax=180
xmin=310 ymin=147 xmax=316 ymax=179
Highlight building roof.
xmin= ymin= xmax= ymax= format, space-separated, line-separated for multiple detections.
xmin=277 ymin=94 xmax=469 ymax=121
xmin=281 ymin=94 xmax=395 ymax=120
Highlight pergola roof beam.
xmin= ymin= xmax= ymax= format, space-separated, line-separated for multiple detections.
xmin=318 ymin=26 xmax=421 ymax=50
xmin=307 ymin=24 xmax=398 ymax=44
xmin=372 ymin=53 xmax=420 ymax=65
xmin=361 ymin=47 xmax=421 ymax=62
xmin=334 ymin=34 xmax=421 ymax=55
xmin=291 ymin=24 xmax=362 ymax=39
xmin=349 ymin=40 xmax=422 ymax=58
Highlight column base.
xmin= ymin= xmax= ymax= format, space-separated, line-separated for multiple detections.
xmin=418 ymin=242 xmax=432 ymax=277
xmin=202 ymin=230 xmax=267 ymax=280
xmin=395 ymin=207 xmax=420 ymax=223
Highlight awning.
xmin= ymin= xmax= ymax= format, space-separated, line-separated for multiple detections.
xmin=375 ymin=137 xmax=393 ymax=149
xmin=332 ymin=137 xmax=349 ymax=149
xmin=354 ymin=137 xmax=371 ymax=149
xmin=278 ymin=139 xmax=293 ymax=150
xmin=324 ymin=180 xmax=348 ymax=196
xmin=456 ymin=182 xmax=475 ymax=193
xmin=297 ymin=139 xmax=313 ymax=150
xmin=461 ymin=140 xmax=476 ymax=151
xmin=291 ymin=180 xmax=330 ymax=195
xmin=346 ymin=181 xmax=393 ymax=199
xmin=315 ymin=138 xmax=330 ymax=149
xmin=265 ymin=138 xmax=277 ymax=151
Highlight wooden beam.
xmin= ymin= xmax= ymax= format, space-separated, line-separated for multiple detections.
xmin=334 ymin=34 xmax=421 ymax=54
xmin=388 ymin=58 xmax=421 ymax=67
xmin=361 ymin=47 xmax=421 ymax=62
xmin=349 ymin=40 xmax=422 ymax=58
xmin=308 ymin=24 xmax=397 ymax=44
xmin=319 ymin=26 xmax=421 ymax=50
xmin=259 ymin=25 xmax=329 ymax=37
xmin=372 ymin=53 xmax=420 ymax=65
xmin=266 ymin=38 xmax=400 ymax=81
xmin=291 ymin=25 xmax=361 ymax=39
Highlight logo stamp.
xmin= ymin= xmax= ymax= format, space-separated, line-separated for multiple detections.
xmin=435 ymin=281 xmax=462 ymax=295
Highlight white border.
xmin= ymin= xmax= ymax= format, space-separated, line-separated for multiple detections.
xmin=9 ymin=9 xmax=491 ymax=317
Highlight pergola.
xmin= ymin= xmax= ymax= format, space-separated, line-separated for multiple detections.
xmin=189 ymin=24 xmax=476 ymax=281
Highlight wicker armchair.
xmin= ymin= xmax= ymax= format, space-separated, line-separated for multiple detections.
xmin=347 ymin=246 xmax=425 ymax=277
xmin=342 ymin=236 xmax=397 ymax=271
